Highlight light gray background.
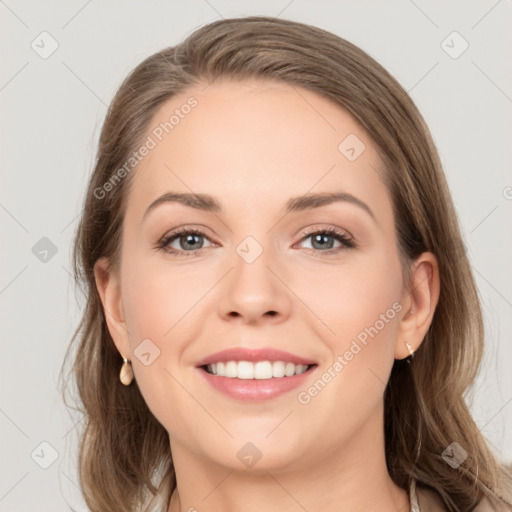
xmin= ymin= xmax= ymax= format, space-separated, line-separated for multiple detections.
xmin=1 ymin=1 xmax=511 ymax=510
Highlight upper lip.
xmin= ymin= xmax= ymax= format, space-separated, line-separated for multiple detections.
xmin=195 ymin=347 xmax=317 ymax=367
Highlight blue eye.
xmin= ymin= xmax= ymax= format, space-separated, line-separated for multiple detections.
xmin=156 ymin=226 xmax=355 ymax=257
xmin=297 ymin=227 xmax=355 ymax=254
xmin=157 ymin=228 xmax=214 ymax=257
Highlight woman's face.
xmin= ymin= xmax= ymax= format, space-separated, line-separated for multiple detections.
xmin=97 ymin=78 xmax=431 ymax=473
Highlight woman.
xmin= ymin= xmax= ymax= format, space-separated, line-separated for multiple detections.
xmin=61 ymin=16 xmax=512 ymax=512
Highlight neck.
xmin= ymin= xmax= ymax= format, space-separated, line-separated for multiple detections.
xmin=167 ymin=403 xmax=409 ymax=512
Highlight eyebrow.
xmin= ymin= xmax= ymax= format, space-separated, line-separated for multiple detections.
xmin=143 ymin=191 xmax=375 ymax=221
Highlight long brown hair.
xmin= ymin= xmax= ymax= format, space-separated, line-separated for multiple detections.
xmin=60 ymin=16 xmax=512 ymax=511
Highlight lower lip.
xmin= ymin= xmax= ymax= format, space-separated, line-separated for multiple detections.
xmin=197 ymin=366 xmax=316 ymax=401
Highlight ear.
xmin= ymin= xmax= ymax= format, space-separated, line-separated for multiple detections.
xmin=395 ymin=252 xmax=440 ymax=359
xmin=94 ymin=257 xmax=131 ymax=359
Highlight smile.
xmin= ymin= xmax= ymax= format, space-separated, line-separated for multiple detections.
xmin=203 ymin=360 xmax=312 ymax=379
xmin=195 ymin=347 xmax=318 ymax=400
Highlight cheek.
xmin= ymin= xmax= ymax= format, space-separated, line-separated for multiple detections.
xmin=120 ymin=251 xmax=205 ymax=342
xmin=295 ymin=254 xmax=402 ymax=415
xmin=293 ymin=258 xmax=402 ymax=435
xmin=296 ymin=254 xmax=402 ymax=348
xmin=119 ymin=254 xmax=204 ymax=432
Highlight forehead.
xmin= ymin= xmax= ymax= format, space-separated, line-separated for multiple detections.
xmin=125 ymin=78 xmax=389 ymax=221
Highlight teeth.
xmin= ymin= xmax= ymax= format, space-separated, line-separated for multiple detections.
xmin=225 ymin=361 xmax=237 ymax=378
xmin=206 ymin=360 xmax=310 ymax=379
xmin=254 ymin=361 xmax=272 ymax=379
xmin=272 ymin=361 xmax=286 ymax=378
xmin=238 ymin=361 xmax=254 ymax=379
xmin=285 ymin=362 xmax=296 ymax=377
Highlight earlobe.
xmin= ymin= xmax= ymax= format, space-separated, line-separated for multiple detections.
xmin=395 ymin=252 xmax=440 ymax=360
xmin=93 ymin=257 xmax=131 ymax=358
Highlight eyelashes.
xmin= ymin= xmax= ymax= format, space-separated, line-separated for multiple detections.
xmin=299 ymin=226 xmax=356 ymax=252
xmin=156 ymin=226 xmax=356 ymax=258
xmin=156 ymin=228 xmax=214 ymax=257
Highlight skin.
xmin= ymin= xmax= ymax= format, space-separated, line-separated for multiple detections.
xmin=95 ymin=78 xmax=440 ymax=512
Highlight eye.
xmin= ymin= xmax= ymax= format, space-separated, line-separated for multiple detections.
xmin=297 ymin=226 xmax=356 ymax=255
xmin=156 ymin=225 xmax=356 ymax=258
xmin=156 ymin=228 xmax=215 ymax=257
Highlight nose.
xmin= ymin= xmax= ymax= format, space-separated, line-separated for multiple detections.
xmin=217 ymin=243 xmax=293 ymax=325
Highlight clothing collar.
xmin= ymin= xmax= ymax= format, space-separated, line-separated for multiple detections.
xmin=410 ymin=478 xmax=421 ymax=512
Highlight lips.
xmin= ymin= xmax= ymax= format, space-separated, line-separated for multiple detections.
xmin=195 ymin=347 xmax=318 ymax=401
xmin=195 ymin=347 xmax=317 ymax=367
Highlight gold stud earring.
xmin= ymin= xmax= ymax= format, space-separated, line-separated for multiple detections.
xmin=120 ymin=356 xmax=134 ymax=386
xmin=405 ymin=341 xmax=415 ymax=359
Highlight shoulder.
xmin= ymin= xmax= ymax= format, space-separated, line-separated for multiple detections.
xmin=416 ymin=485 xmax=449 ymax=512
xmin=416 ymin=486 xmax=512 ymax=512
xmin=473 ymin=494 xmax=512 ymax=512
